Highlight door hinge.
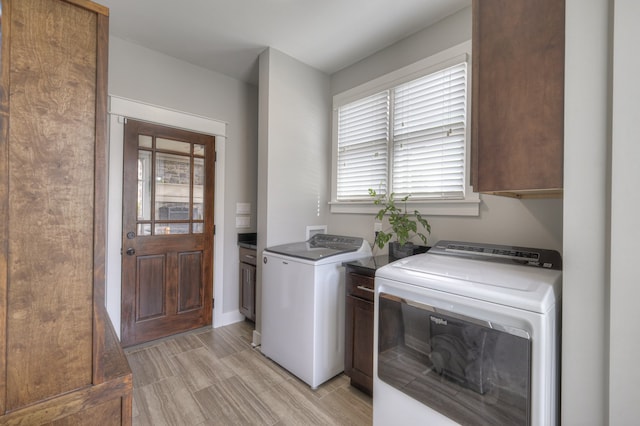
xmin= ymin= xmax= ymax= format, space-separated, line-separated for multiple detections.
xmin=215 ymin=152 xmax=217 ymax=162
xmin=213 ymin=225 xmax=216 ymax=235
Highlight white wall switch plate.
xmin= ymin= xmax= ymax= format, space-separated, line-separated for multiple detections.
xmin=236 ymin=216 xmax=251 ymax=228
xmin=236 ymin=202 xmax=251 ymax=215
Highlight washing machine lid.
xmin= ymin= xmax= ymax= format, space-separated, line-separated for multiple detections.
xmin=264 ymin=234 xmax=366 ymax=261
xmin=376 ymin=240 xmax=562 ymax=313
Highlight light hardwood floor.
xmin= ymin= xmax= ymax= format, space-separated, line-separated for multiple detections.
xmin=125 ymin=320 xmax=373 ymax=425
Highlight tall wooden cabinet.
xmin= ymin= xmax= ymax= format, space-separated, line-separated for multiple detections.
xmin=471 ymin=0 xmax=565 ymax=198
xmin=0 ymin=0 xmax=132 ymax=424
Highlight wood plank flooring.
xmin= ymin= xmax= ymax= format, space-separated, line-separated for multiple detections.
xmin=125 ymin=320 xmax=373 ymax=425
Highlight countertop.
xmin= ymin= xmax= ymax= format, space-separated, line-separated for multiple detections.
xmin=238 ymin=232 xmax=257 ymax=250
xmin=343 ymin=255 xmax=396 ymax=275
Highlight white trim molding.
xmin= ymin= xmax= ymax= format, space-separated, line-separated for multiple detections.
xmin=109 ymin=95 xmax=227 ymax=137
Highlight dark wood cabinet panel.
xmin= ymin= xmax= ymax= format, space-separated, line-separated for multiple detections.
xmin=344 ymin=268 xmax=375 ymax=395
xmin=471 ymin=0 xmax=565 ymax=198
xmin=239 ymin=247 xmax=257 ymax=321
xmin=345 ymin=293 xmax=374 ymax=394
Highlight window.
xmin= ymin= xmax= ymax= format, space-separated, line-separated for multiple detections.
xmin=331 ymin=42 xmax=479 ymax=216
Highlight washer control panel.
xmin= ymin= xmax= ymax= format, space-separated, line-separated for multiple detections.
xmin=430 ymin=240 xmax=562 ymax=270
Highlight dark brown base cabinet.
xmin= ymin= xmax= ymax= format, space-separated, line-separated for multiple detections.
xmin=239 ymin=247 xmax=257 ymax=321
xmin=344 ymin=266 xmax=375 ymax=395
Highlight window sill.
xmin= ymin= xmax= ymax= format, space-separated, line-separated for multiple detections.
xmin=329 ymin=195 xmax=481 ymax=217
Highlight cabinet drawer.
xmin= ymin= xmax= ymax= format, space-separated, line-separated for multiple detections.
xmin=347 ymin=272 xmax=375 ymax=302
xmin=239 ymin=247 xmax=257 ymax=265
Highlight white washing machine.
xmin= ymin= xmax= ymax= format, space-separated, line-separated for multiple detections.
xmin=373 ymin=240 xmax=562 ymax=426
xmin=261 ymin=234 xmax=372 ymax=389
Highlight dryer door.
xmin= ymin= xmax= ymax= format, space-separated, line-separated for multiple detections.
xmin=378 ymin=292 xmax=532 ymax=425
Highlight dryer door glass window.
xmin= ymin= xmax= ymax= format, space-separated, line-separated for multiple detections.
xmin=378 ymin=293 xmax=531 ymax=425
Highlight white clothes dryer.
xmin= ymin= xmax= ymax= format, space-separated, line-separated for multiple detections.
xmin=373 ymin=240 xmax=562 ymax=426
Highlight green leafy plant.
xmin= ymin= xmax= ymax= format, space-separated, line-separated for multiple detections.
xmin=369 ymin=188 xmax=431 ymax=249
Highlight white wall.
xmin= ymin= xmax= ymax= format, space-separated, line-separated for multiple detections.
xmin=331 ymin=7 xmax=474 ymax=96
xmin=258 ymin=48 xmax=331 ymax=248
xmin=106 ymin=36 xmax=258 ymax=332
xmin=609 ymin=0 xmax=640 ymax=423
xmin=255 ymin=47 xmax=331 ymax=342
xmin=563 ymin=0 xmax=610 ymax=423
xmin=328 ymin=6 xmax=563 ymax=253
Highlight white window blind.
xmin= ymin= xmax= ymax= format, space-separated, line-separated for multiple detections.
xmin=337 ymin=91 xmax=389 ymax=200
xmin=335 ymin=60 xmax=468 ymax=202
xmin=392 ymin=62 xmax=467 ymax=199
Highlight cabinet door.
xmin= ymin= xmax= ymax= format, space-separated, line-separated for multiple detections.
xmin=345 ymin=294 xmax=374 ymax=395
xmin=239 ymin=262 xmax=256 ymax=321
xmin=0 ymin=1 xmax=132 ymax=424
xmin=4 ymin=0 xmax=100 ymax=410
xmin=471 ymin=0 xmax=564 ymax=197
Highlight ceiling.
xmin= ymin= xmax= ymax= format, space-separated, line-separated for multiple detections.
xmin=100 ymin=0 xmax=471 ymax=86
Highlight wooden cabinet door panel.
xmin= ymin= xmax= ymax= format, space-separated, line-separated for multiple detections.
xmin=239 ymin=262 xmax=256 ymax=320
xmin=345 ymin=294 xmax=374 ymax=395
xmin=1 ymin=1 xmax=132 ymax=423
xmin=472 ymin=0 xmax=564 ymax=196
xmin=5 ymin=0 xmax=97 ymax=409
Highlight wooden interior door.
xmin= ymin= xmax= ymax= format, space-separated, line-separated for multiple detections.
xmin=121 ymin=119 xmax=215 ymax=347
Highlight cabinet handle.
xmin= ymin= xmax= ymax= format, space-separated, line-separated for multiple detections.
xmin=356 ymin=285 xmax=375 ymax=294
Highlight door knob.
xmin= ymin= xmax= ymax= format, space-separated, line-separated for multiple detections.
xmin=126 ymin=247 xmax=136 ymax=256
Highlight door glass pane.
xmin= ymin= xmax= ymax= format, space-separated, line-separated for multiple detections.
xmin=155 ymin=223 xmax=189 ymax=235
xmin=138 ymin=150 xmax=152 ymax=221
xmin=193 ymin=157 xmax=204 ymax=220
xmin=194 ymin=144 xmax=205 ymax=156
xmin=137 ymin=223 xmax=152 ymax=236
xmin=139 ymin=134 xmax=152 ymax=148
xmin=193 ymin=223 xmax=204 ymax=234
xmin=157 ymin=137 xmax=190 ymax=154
xmin=155 ymin=153 xmax=191 ymax=221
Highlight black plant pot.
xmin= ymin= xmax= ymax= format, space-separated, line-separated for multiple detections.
xmin=388 ymin=241 xmax=430 ymax=261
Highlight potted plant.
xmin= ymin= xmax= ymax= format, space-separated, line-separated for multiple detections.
xmin=369 ymin=188 xmax=431 ymax=259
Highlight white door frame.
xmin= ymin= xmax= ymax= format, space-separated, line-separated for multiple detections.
xmin=106 ymin=95 xmax=227 ymax=338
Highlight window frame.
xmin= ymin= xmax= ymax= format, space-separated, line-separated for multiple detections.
xmin=330 ymin=41 xmax=479 ymax=216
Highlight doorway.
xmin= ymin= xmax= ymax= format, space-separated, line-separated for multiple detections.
xmin=120 ymin=119 xmax=215 ymax=347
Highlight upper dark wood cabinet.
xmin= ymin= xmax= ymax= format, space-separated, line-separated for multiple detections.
xmin=471 ymin=0 xmax=565 ymax=198
xmin=0 ymin=0 xmax=132 ymax=423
